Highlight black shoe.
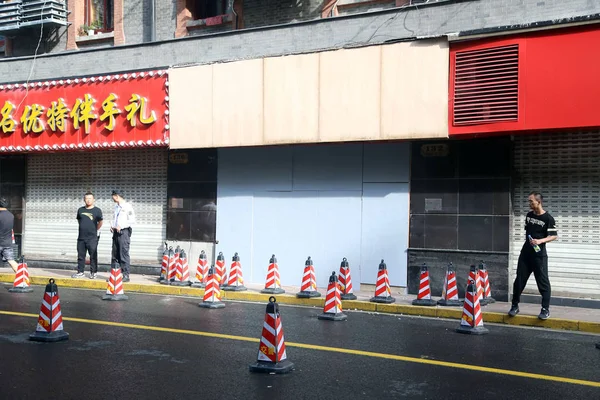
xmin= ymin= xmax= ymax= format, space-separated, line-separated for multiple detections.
xmin=538 ymin=308 xmax=550 ymax=320
xmin=596 ymin=343 xmax=600 ymax=350
xmin=123 ymin=275 xmax=130 ymax=283
xmin=508 ymin=304 xmax=519 ymax=317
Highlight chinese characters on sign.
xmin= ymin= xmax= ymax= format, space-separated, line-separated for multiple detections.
xmin=0 ymin=93 xmax=158 ymax=135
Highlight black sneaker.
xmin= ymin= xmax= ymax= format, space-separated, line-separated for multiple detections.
xmin=89 ymin=273 xmax=97 ymax=280
xmin=508 ymin=304 xmax=519 ymax=317
xmin=122 ymin=275 xmax=130 ymax=283
xmin=538 ymin=308 xmax=550 ymax=320
xmin=71 ymin=272 xmax=85 ymax=278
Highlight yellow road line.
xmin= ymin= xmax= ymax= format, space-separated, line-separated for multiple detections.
xmin=1 ymin=310 xmax=599 ymax=388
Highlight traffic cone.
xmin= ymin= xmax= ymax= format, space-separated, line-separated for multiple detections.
xmin=479 ymin=261 xmax=495 ymax=304
xmin=412 ymin=263 xmax=437 ymax=306
xmin=467 ymin=264 xmax=485 ymax=306
xmin=191 ymin=250 xmax=208 ymax=288
xmin=223 ymin=252 xmax=247 ymax=291
xmin=8 ymin=256 xmax=33 ymax=293
xmin=261 ymin=254 xmax=285 ymax=294
xmin=160 ymin=247 xmax=177 ymax=285
xmin=249 ymin=296 xmax=294 ymax=374
xmin=215 ymin=252 xmax=227 ymax=288
xmin=370 ymin=260 xmax=395 ymax=303
xmin=102 ymin=267 xmax=128 ymax=301
xmin=456 ymin=279 xmax=488 ymax=335
xmin=171 ymin=249 xmax=191 ymax=287
xmin=296 ymin=256 xmax=321 ymax=298
xmin=338 ymin=257 xmax=357 ymax=301
xmin=198 ymin=266 xmax=225 ymax=309
xmin=29 ymin=279 xmax=69 ymax=342
xmin=438 ymin=262 xmax=462 ymax=306
xmin=158 ymin=243 xmax=169 ymax=282
xmin=12 ymin=229 xmax=16 ymax=244
xmin=318 ymin=271 xmax=347 ymax=321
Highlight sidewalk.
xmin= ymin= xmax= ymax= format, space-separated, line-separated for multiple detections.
xmin=1 ymin=266 xmax=600 ymax=335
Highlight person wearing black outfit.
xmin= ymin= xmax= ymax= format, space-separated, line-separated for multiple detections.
xmin=72 ymin=192 xmax=103 ymax=279
xmin=509 ymin=192 xmax=558 ymax=320
xmin=0 ymin=198 xmax=19 ymax=273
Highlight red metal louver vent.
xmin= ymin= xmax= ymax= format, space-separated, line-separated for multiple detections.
xmin=453 ymin=44 xmax=519 ymax=126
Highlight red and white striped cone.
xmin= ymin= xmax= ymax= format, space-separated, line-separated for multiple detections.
xmin=12 ymin=229 xmax=16 ymax=244
xmin=215 ymin=252 xmax=227 ymax=288
xmin=223 ymin=252 xmax=247 ymax=291
xmin=102 ymin=267 xmax=128 ymax=301
xmin=261 ymin=254 xmax=285 ymax=294
xmin=191 ymin=250 xmax=208 ymax=288
xmin=467 ymin=264 xmax=485 ymax=307
xmin=338 ymin=257 xmax=357 ymax=301
xmin=29 ymin=279 xmax=69 ymax=342
xmin=198 ymin=266 xmax=225 ymax=309
xmin=158 ymin=243 xmax=169 ymax=282
xmin=296 ymin=256 xmax=321 ymax=298
xmin=171 ymin=249 xmax=191 ymax=287
xmin=370 ymin=259 xmax=395 ymax=303
xmin=318 ymin=271 xmax=347 ymax=321
xmin=412 ymin=263 xmax=437 ymax=306
xmin=456 ymin=279 xmax=488 ymax=335
xmin=479 ymin=261 xmax=495 ymax=304
xmin=249 ymin=296 xmax=294 ymax=374
xmin=8 ymin=256 xmax=33 ymax=293
xmin=161 ymin=247 xmax=177 ymax=285
xmin=438 ymin=262 xmax=462 ymax=306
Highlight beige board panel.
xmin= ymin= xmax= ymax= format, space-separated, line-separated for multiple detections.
xmin=319 ymin=46 xmax=381 ymax=142
xmin=381 ymin=40 xmax=449 ymax=139
xmin=263 ymin=54 xmax=320 ymax=144
xmin=212 ymin=58 xmax=264 ymax=147
xmin=168 ymin=65 xmax=214 ymax=149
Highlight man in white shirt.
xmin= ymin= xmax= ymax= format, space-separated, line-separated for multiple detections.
xmin=110 ymin=190 xmax=135 ymax=282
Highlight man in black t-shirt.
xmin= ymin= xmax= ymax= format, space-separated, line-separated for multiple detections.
xmin=72 ymin=192 xmax=103 ymax=279
xmin=0 ymin=198 xmax=18 ymax=273
xmin=509 ymin=192 xmax=558 ymax=320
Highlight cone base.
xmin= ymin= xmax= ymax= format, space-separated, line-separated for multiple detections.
xmin=222 ymin=285 xmax=247 ymax=292
xmin=157 ymin=277 xmax=165 ymax=282
xmin=437 ymin=299 xmax=463 ymax=307
xmin=370 ymin=296 xmax=395 ymax=304
xmin=341 ymin=293 xmax=357 ymax=300
xmin=102 ymin=294 xmax=129 ymax=301
xmin=412 ymin=298 xmax=438 ymax=307
xmin=249 ymin=359 xmax=294 ymax=374
xmin=261 ymin=288 xmax=285 ymax=294
xmin=170 ymin=281 xmax=191 ymax=287
xmin=190 ymin=282 xmax=206 ymax=288
xmin=479 ymin=298 xmax=491 ymax=306
xmin=160 ymin=279 xmax=174 ymax=285
xmin=199 ymin=301 xmax=225 ymax=309
xmin=29 ymin=330 xmax=70 ymax=342
xmin=318 ymin=312 xmax=348 ymax=321
xmin=296 ymin=291 xmax=321 ymax=298
xmin=456 ymin=325 xmax=489 ymax=335
xmin=483 ymin=297 xmax=496 ymax=304
xmin=8 ymin=286 xmax=34 ymax=293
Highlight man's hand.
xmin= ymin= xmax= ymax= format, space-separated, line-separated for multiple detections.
xmin=530 ymin=238 xmax=542 ymax=246
xmin=116 ymin=226 xmax=121 ymax=233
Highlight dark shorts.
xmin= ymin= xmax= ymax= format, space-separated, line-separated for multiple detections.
xmin=1 ymin=247 xmax=15 ymax=262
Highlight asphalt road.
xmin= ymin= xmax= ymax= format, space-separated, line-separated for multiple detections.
xmin=0 ymin=283 xmax=599 ymax=400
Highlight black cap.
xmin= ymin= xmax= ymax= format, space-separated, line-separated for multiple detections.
xmin=111 ymin=190 xmax=123 ymax=197
xmin=0 ymin=198 xmax=7 ymax=208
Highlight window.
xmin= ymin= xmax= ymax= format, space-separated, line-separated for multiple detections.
xmin=189 ymin=0 xmax=228 ymax=20
xmin=166 ymin=150 xmax=218 ymax=242
xmin=84 ymin=0 xmax=114 ymax=32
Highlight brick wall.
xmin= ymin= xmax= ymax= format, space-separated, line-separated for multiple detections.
xmin=243 ymin=0 xmax=323 ymax=29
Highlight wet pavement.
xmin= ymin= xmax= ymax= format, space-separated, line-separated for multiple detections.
xmin=0 ymin=284 xmax=599 ymax=399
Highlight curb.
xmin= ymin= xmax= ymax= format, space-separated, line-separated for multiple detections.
xmin=2 ymin=274 xmax=599 ymax=334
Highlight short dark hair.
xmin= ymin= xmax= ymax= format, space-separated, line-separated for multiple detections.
xmin=0 ymin=198 xmax=7 ymax=208
xmin=112 ymin=190 xmax=123 ymax=198
xmin=84 ymin=192 xmax=94 ymax=198
xmin=529 ymin=191 xmax=543 ymax=203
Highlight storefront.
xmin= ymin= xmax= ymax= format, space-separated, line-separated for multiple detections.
xmin=449 ymin=25 xmax=600 ymax=299
xmin=0 ymin=70 xmax=169 ymax=267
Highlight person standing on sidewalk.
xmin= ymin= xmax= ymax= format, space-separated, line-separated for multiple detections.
xmin=110 ymin=190 xmax=135 ymax=282
xmin=0 ymin=198 xmax=19 ymax=273
xmin=72 ymin=192 xmax=103 ymax=279
xmin=509 ymin=192 xmax=558 ymax=320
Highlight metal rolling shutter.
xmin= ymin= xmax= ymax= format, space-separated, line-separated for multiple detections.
xmin=24 ymin=148 xmax=167 ymax=265
xmin=511 ymin=131 xmax=600 ymax=298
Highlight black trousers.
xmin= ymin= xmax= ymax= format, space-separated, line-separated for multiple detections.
xmin=77 ymin=237 xmax=98 ymax=274
xmin=512 ymin=252 xmax=551 ymax=309
xmin=111 ymin=228 xmax=131 ymax=275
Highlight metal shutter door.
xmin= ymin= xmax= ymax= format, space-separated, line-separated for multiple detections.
xmin=511 ymin=131 xmax=600 ymax=298
xmin=24 ymin=148 xmax=167 ymax=265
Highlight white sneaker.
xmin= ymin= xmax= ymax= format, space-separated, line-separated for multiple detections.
xmin=71 ymin=272 xmax=85 ymax=278
xmin=90 ymin=273 xmax=97 ymax=280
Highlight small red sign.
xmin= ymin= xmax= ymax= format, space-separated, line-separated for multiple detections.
xmin=0 ymin=70 xmax=169 ymax=152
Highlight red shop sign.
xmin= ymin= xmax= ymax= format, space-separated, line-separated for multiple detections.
xmin=0 ymin=70 xmax=169 ymax=153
